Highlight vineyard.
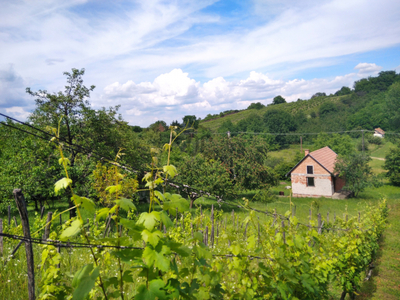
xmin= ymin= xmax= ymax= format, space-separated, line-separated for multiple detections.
xmin=0 ymin=127 xmax=389 ymax=300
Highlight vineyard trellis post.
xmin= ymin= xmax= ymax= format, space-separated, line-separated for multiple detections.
xmin=8 ymin=205 xmax=11 ymax=226
xmin=44 ymin=212 xmax=53 ymax=240
xmin=0 ymin=219 xmax=3 ymax=256
xmin=13 ymin=189 xmax=35 ymax=300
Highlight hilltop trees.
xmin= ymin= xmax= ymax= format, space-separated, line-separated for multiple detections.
xmin=272 ymin=95 xmax=286 ymax=105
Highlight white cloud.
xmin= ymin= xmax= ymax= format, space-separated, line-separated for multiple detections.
xmin=104 ymin=68 xmax=357 ymax=126
xmin=5 ymin=106 xmax=31 ymax=120
xmin=354 ymin=63 xmax=382 ymax=76
xmin=1 ymin=0 xmax=399 ymax=125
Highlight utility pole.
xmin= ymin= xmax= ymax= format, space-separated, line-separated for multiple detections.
xmin=362 ymin=130 xmax=365 ymax=153
xmin=300 ymin=136 xmax=303 ymax=152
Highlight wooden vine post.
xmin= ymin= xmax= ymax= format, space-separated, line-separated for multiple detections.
xmin=0 ymin=219 xmax=3 ymax=256
xmin=13 ymin=189 xmax=35 ymax=300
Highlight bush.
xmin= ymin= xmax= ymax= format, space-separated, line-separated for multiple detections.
xmin=357 ymin=139 xmax=369 ymax=151
xmin=367 ymin=135 xmax=383 ymax=145
xmin=253 ymin=188 xmax=276 ymax=203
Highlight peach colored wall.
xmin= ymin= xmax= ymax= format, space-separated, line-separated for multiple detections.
xmin=291 ymin=156 xmax=330 ymax=175
xmin=291 ymin=157 xmax=334 ymax=197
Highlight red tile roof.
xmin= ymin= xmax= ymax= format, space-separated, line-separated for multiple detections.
xmin=374 ymin=128 xmax=385 ymax=135
xmin=309 ymin=146 xmax=337 ymax=173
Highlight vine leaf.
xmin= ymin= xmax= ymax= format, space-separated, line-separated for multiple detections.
xmin=73 ymin=195 xmax=95 ymax=213
xmin=163 ymin=165 xmax=177 ymax=179
xmin=59 ymin=219 xmax=82 ymax=241
xmin=96 ymin=207 xmax=110 ymax=221
xmin=115 ymin=198 xmax=136 ymax=212
xmin=143 ymin=245 xmax=171 ymax=272
xmin=163 ymin=194 xmax=189 ymax=215
xmin=111 ymin=249 xmax=143 ymax=263
xmin=160 ymin=211 xmax=173 ymax=229
xmin=137 ymin=212 xmax=160 ymax=231
xmin=106 ymin=184 xmax=122 ymax=194
xmin=71 ymin=263 xmax=100 ymax=300
xmin=135 ymin=279 xmax=167 ymax=300
xmin=54 ymin=177 xmax=72 ymax=194
xmin=142 ymin=229 xmax=163 ymax=247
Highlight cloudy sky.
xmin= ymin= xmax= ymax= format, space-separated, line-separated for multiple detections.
xmin=1 ymin=0 xmax=400 ymax=127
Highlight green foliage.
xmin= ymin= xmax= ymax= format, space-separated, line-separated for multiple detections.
xmin=313 ymin=133 xmax=354 ymax=156
xmin=334 ymin=86 xmax=352 ymax=96
xmin=384 ymin=147 xmax=400 ymax=186
xmin=334 ymin=153 xmax=373 ymax=197
xmin=178 ymin=154 xmax=235 ymax=197
xmin=367 ymin=135 xmax=382 ymax=145
xmin=272 ymin=95 xmax=286 ymax=105
xmin=386 ymin=81 xmax=400 ymax=130
xmin=319 ymin=101 xmax=338 ymax=116
xmin=247 ymin=102 xmax=265 ymax=110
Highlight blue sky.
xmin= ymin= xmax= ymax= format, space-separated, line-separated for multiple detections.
xmin=1 ymin=0 xmax=400 ymax=127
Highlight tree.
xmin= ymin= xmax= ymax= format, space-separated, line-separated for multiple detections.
xmin=311 ymin=92 xmax=326 ymax=98
xmin=384 ymin=147 xmax=400 ymax=186
xmin=264 ymin=109 xmax=297 ymax=146
xmin=182 ymin=115 xmax=199 ymax=129
xmin=247 ymin=102 xmax=265 ymax=110
xmin=313 ymin=133 xmax=354 ymax=156
xmin=0 ymin=120 xmax=60 ymax=213
xmin=319 ymin=102 xmax=338 ymax=116
xmin=386 ymin=81 xmax=400 ymax=130
xmin=272 ymin=95 xmax=286 ymax=105
xmin=178 ymin=154 xmax=235 ymax=207
xmin=26 ymin=68 xmax=132 ymax=217
xmin=334 ymin=86 xmax=352 ymax=96
xmin=334 ymin=153 xmax=372 ymax=197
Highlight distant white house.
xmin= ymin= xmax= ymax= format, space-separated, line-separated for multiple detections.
xmin=373 ymin=128 xmax=385 ymax=138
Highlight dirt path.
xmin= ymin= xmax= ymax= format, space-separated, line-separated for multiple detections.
xmin=371 ymin=157 xmax=386 ymax=161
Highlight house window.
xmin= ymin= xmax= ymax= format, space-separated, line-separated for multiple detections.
xmin=307 ymin=166 xmax=313 ymax=174
xmin=307 ymin=177 xmax=315 ymax=187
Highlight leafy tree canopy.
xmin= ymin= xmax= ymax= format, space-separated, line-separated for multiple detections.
xmin=334 ymin=153 xmax=373 ymax=197
xmin=247 ymin=102 xmax=265 ymax=110
xmin=384 ymin=147 xmax=400 ymax=186
xmin=272 ymin=95 xmax=286 ymax=105
xmin=313 ymin=133 xmax=354 ymax=156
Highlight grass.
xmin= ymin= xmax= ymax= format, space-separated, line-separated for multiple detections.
xmin=369 ymin=141 xmax=394 ymax=158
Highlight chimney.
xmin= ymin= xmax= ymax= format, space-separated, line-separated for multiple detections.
xmin=304 ymin=149 xmax=309 ymax=156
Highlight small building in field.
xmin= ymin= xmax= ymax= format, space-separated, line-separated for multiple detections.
xmin=286 ymin=146 xmax=345 ymax=198
xmin=373 ymin=128 xmax=385 ymax=138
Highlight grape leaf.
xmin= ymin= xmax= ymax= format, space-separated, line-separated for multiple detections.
xmin=115 ymin=198 xmax=136 ymax=212
xmin=143 ymin=245 xmax=171 ymax=272
xmin=72 ymin=195 xmax=95 ymax=213
xmin=142 ymin=229 xmax=163 ymax=247
xmin=137 ymin=211 xmax=160 ymax=231
xmin=135 ymin=279 xmax=167 ymax=300
xmin=163 ymin=165 xmax=177 ymax=179
xmin=60 ymin=219 xmax=82 ymax=241
xmin=54 ymin=177 xmax=72 ymax=194
xmin=72 ymin=263 xmax=99 ymax=300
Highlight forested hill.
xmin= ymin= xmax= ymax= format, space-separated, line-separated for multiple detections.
xmin=199 ymin=71 xmax=400 ymax=138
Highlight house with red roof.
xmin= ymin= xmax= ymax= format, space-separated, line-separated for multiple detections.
xmin=286 ymin=146 xmax=346 ymax=198
xmin=373 ymin=128 xmax=385 ymax=138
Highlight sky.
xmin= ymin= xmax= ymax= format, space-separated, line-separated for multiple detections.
xmin=1 ymin=0 xmax=400 ymax=127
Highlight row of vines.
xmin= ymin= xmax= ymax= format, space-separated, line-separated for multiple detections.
xmin=1 ymin=126 xmax=388 ymax=300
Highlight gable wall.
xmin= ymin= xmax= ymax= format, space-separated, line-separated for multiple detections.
xmin=291 ymin=156 xmax=331 ymax=175
xmin=291 ymin=156 xmax=334 ymax=197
